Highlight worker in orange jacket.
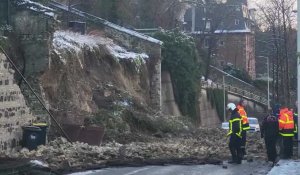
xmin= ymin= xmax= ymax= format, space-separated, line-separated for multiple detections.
xmin=278 ymin=107 xmax=294 ymax=159
xmin=237 ymin=99 xmax=250 ymax=158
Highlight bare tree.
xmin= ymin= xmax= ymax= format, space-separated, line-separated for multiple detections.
xmin=255 ymin=0 xmax=296 ymax=106
xmin=181 ymin=0 xmax=250 ymax=80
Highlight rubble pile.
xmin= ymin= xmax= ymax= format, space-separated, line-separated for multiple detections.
xmin=4 ymin=129 xmax=266 ymax=172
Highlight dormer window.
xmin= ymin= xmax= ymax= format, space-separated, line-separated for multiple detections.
xmin=235 ymin=19 xmax=240 ymax=25
xmin=205 ymin=21 xmax=211 ymax=30
xmin=219 ymin=40 xmax=225 ymax=46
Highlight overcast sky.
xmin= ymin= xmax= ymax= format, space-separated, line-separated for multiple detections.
xmin=248 ymin=0 xmax=297 ymax=9
xmin=248 ymin=0 xmax=263 ymax=8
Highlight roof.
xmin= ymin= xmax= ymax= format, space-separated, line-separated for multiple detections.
xmin=184 ymin=0 xmax=253 ymax=34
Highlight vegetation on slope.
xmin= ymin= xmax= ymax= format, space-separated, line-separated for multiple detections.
xmin=154 ymin=30 xmax=201 ymax=120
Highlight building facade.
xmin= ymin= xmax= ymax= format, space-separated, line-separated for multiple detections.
xmin=183 ymin=0 xmax=256 ymax=79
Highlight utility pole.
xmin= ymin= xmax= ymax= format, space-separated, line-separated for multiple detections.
xmin=223 ymin=75 xmax=226 ymax=122
xmin=258 ymin=56 xmax=270 ymax=110
xmin=297 ymin=0 xmax=300 ymax=158
xmin=267 ymin=56 xmax=270 ymax=110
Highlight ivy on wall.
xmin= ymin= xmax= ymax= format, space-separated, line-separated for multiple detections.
xmin=0 ymin=36 xmax=8 ymax=50
xmin=206 ymin=88 xmax=227 ymax=122
xmin=153 ymin=29 xmax=200 ymax=120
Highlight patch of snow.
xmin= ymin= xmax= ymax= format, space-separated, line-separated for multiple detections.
xmin=268 ymin=160 xmax=300 ymax=175
xmin=106 ymin=45 xmax=149 ymax=60
xmin=207 ymin=79 xmax=213 ymax=85
xmin=16 ymin=0 xmax=56 ymax=18
xmin=107 ymin=83 xmax=114 ymax=87
xmin=49 ymin=1 xmax=162 ymax=45
xmin=53 ymin=30 xmax=149 ymax=63
xmin=214 ymin=29 xmax=252 ymax=33
xmin=17 ymin=0 xmax=54 ymax=11
xmin=114 ymin=100 xmax=130 ymax=107
xmin=68 ymin=170 xmax=104 ymax=175
xmin=0 ymin=36 xmax=7 ymax=39
xmin=191 ymin=28 xmax=252 ymax=34
xmin=30 ymin=160 xmax=48 ymax=167
xmin=44 ymin=12 xmax=55 ymax=17
xmin=104 ymin=21 xmax=163 ymax=45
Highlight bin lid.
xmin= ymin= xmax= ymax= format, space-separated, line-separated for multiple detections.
xmin=32 ymin=123 xmax=48 ymax=126
xmin=22 ymin=126 xmax=41 ymax=131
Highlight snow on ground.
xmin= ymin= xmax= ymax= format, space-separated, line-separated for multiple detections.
xmin=53 ymin=30 xmax=149 ymax=64
xmin=68 ymin=160 xmax=272 ymax=175
xmin=30 ymin=160 xmax=49 ymax=167
xmin=267 ymin=159 xmax=300 ymax=175
xmin=69 ymin=170 xmax=103 ymax=175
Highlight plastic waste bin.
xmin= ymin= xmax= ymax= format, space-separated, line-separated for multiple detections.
xmin=32 ymin=123 xmax=48 ymax=145
xmin=22 ymin=126 xmax=42 ymax=151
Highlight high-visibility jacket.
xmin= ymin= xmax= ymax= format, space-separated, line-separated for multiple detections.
xmin=237 ymin=105 xmax=250 ymax=131
xmin=227 ymin=108 xmax=242 ymax=138
xmin=279 ymin=108 xmax=295 ymax=137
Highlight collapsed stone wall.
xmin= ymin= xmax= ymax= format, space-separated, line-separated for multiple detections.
xmin=0 ymin=53 xmax=35 ymax=150
xmin=50 ymin=4 xmax=162 ymax=111
xmin=38 ymin=30 xmax=154 ymax=126
xmin=104 ymin=26 xmax=162 ymax=111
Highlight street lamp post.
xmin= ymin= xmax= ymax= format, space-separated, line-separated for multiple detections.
xmin=258 ymin=56 xmax=270 ymax=110
xmin=223 ymin=75 xmax=226 ymax=122
xmin=296 ymin=0 xmax=300 ymax=158
xmin=267 ymin=56 xmax=270 ymax=110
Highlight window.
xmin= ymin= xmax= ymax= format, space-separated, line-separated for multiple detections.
xmin=205 ymin=21 xmax=211 ymax=30
xmin=235 ymin=19 xmax=240 ymax=25
xmin=220 ymin=61 xmax=225 ymax=66
xmin=219 ymin=40 xmax=225 ymax=46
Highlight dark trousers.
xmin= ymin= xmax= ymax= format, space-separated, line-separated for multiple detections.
xmin=241 ymin=130 xmax=247 ymax=155
xmin=229 ymin=135 xmax=242 ymax=163
xmin=282 ymin=136 xmax=293 ymax=159
xmin=265 ymin=137 xmax=277 ymax=162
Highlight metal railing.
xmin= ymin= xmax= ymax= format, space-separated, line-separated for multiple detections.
xmin=201 ymin=80 xmax=268 ymax=106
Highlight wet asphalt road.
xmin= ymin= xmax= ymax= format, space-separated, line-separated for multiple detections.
xmin=70 ymin=160 xmax=273 ymax=175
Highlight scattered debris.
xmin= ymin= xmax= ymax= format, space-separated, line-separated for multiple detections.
xmin=2 ymin=129 xmax=266 ymax=173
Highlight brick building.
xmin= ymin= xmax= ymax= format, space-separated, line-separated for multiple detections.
xmin=183 ymin=0 xmax=256 ymax=79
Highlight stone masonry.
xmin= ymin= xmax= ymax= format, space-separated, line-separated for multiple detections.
xmin=0 ymin=53 xmax=35 ymax=150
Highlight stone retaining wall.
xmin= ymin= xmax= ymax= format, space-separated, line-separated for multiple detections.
xmin=0 ymin=53 xmax=35 ymax=150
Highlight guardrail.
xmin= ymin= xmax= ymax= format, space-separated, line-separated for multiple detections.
xmin=201 ymin=81 xmax=268 ymax=106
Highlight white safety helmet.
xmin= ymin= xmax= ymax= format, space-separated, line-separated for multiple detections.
xmin=227 ymin=103 xmax=236 ymax=111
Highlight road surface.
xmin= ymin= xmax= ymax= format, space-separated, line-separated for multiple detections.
xmin=70 ymin=160 xmax=273 ymax=175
